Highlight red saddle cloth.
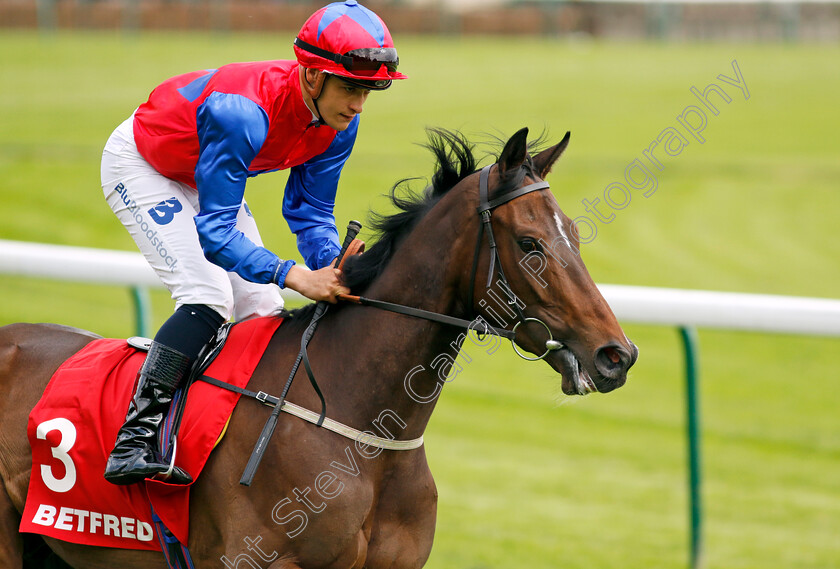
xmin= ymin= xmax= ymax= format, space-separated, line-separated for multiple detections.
xmin=20 ymin=316 xmax=283 ymax=551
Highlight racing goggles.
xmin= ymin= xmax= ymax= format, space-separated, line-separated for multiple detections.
xmin=295 ymin=37 xmax=399 ymax=77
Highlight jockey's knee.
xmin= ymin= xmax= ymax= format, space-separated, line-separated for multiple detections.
xmin=155 ymin=303 xmax=226 ymax=360
xmin=232 ymin=285 xmax=285 ymax=322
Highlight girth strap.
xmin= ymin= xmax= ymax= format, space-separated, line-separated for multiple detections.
xmin=198 ymin=374 xmax=424 ymax=451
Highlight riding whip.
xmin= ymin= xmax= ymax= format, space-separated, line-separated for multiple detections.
xmin=240 ymin=220 xmax=362 ymax=486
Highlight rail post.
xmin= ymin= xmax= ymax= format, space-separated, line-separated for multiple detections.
xmin=680 ymin=326 xmax=703 ymax=569
xmin=131 ymin=286 xmax=152 ymax=337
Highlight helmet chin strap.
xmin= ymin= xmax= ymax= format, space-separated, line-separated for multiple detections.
xmin=302 ymin=69 xmax=329 ymax=127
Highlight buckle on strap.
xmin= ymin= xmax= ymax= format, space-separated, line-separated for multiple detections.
xmin=162 ymin=437 xmax=178 ymax=479
xmin=255 ymin=391 xmax=278 ymax=407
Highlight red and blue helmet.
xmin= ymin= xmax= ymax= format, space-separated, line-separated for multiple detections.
xmin=294 ymin=0 xmax=407 ymax=90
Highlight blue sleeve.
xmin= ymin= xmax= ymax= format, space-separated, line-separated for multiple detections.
xmin=193 ymin=92 xmax=295 ymax=286
xmin=283 ymin=115 xmax=358 ymax=270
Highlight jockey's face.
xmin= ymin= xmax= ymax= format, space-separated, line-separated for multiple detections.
xmin=316 ymin=75 xmax=370 ymax=131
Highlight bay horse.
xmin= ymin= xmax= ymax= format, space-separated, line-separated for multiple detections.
xmin=0 ymin=127 xmax=636 ymax=569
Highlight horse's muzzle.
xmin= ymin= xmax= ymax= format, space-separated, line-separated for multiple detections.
xmin=550 ymin=339 xmax=637 ymax=396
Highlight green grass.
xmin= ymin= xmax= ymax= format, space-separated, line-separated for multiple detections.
xmin=1 ymin=32 xmax=839 ymax=568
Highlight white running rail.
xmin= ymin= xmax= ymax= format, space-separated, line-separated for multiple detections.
xmin=2 ymin=239 xmax=839 ymax=336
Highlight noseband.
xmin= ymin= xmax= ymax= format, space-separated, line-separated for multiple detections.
xmin=343 ymin=162 xmax=564 ymax=361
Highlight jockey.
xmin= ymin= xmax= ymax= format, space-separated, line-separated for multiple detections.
xmin=100 ymin=0 xmax=406 ymax=485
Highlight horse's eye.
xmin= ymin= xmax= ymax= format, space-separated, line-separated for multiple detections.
xmin=518 ymin=238 xmax=540 ymax=254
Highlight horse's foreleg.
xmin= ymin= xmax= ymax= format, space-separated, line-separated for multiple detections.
xmin=365 ymin=453 xmax=437 ymax=569
xmin=0 ymin=486 xmax=23 ymax=569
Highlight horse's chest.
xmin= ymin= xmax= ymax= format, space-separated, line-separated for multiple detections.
xmin=288 ymin=468 xmax=436 ymax=569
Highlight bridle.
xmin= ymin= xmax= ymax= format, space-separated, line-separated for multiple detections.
xmin=342 ymin=162 xmax=565 ymax=361
xmin=236 ymin=162 xmax=567 ymax=484
xmin=468 ymin=163 xmax=565 ymax=360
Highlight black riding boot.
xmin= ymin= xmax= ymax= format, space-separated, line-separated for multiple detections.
xmin=104 ymin=342 xmax=193 ymax=485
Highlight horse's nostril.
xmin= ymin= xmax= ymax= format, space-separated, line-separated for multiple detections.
xmin=594 ymin=343 xmax=631 ymax=379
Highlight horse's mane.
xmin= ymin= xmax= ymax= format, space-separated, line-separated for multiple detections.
xmin=340 ymin=128 xmax=478 ymax=294
xmin=282 ymin=128 xmax=543 ymax=323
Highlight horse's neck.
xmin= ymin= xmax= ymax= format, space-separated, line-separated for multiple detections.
xmin=325 ymin=198 xmax=474 ymax=440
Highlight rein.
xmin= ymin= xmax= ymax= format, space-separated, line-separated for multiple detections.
xmin=340 ymin=163 xmax=565 ymax=361
xmin=338 ymin=293 xmax=514 ymax=340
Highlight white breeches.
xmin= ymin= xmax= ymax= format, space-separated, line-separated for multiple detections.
xmin=100 ymin=114 xmax=284 ymax=322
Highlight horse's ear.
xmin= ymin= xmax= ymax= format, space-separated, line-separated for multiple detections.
xmin=498 ymin=127 xmax=529 ymax=176
xmin=533 ymin=131 xmax=571 ymax=179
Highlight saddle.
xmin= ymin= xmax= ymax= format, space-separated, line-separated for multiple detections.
xmin=20 ymin=316 xmax=283 ymax=553
xmin=20 ymin=238 xmax=368 ymax=562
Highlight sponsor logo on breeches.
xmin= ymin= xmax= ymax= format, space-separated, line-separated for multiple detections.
xmin=114 ymin=182 xmax=180 ymax=271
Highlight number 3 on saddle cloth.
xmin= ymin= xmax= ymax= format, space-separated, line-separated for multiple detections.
xmin=19 ymin=316 xmax=283 ymax=557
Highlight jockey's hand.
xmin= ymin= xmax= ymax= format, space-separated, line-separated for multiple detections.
xmin=284 ymin=264 xmax=349 ymax=303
